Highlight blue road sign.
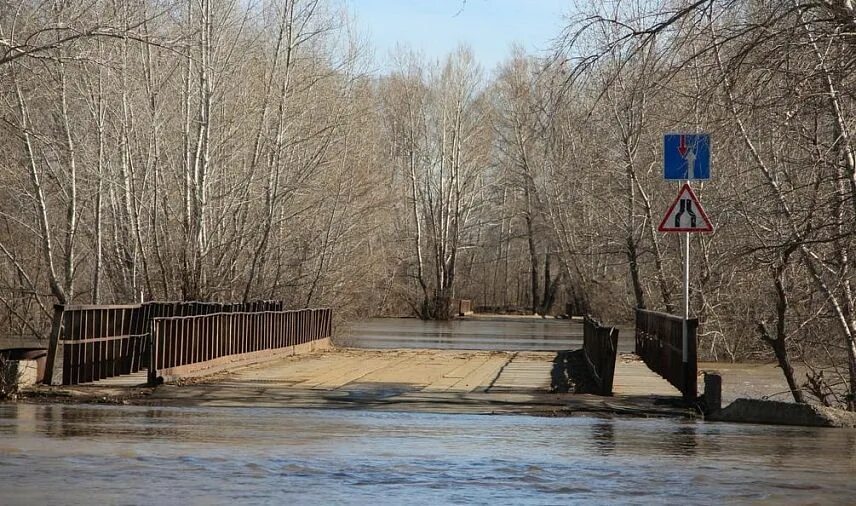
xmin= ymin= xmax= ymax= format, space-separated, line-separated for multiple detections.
xmin=664 ymin=133 xmax=710 ymax=180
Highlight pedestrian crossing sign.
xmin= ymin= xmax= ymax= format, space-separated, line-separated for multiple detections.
xmin=658 ymin=183 xmax=713 ymax=233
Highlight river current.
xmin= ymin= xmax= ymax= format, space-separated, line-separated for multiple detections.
xmin=1 ymin=403 xmax=854 ymax=504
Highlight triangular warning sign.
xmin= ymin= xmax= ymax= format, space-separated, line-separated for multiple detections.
xmin=658 ymin=183 xmax=713 ymax=233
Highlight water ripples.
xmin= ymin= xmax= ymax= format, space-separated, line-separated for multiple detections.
xmin=0 ymin=404 xmax=854 ymax=505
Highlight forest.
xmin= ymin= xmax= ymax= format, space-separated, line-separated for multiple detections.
xmin=0 ymin=0 xmax=854 ymax=409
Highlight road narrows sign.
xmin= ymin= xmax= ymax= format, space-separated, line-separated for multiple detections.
xmin=664 ymin=133 xmax=710 ymax=180
xmin=658 ymin=183 xmax=714 ymax=233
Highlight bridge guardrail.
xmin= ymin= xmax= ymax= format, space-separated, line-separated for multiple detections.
xmin=582 ymin=315 xmax=619 ymax=395
xmin=44 ymin=300 xmax=292 ymax=385
xmin=149 ymin=308 xmax=332 ymax=384
xmin=635 ymin=308 xmax=697 ymax=400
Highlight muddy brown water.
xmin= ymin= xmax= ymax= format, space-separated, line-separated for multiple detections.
xmin=1 ymin=403 xmax=855 ymax=504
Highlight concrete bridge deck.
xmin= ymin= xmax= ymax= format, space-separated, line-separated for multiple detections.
xmin=25 ymin=314 xmax=802 ymax=420
xmin=32 ymin=316 xmax=693 ymax=416
xmin=140 ymin=347 xmax=688 ymax=417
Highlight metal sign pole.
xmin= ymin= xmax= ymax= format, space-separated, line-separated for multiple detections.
xmin=663 ymin=134 xmax=712 ymax=367
xmin=683 ymin=227 xmax=689 ymax=364
xmin=682 ymin=179 xmax=691 ymax=365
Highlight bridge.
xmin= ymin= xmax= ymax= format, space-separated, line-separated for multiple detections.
xmin=10 ymin=301 xmax=705 ymax=416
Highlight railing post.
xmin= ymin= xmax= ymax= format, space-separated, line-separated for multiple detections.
xmin=148 ymin=319 xmax=159 ymax=385
xmin=42 ymin=304 xmax=65 ymax=385
xmin=582 ymin=315 xmax=619 ymax=396
xmin=684 ymin=318 xmax=698 ymax=401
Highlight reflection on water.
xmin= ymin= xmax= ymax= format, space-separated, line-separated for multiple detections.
xmin=1 ymin=404 xmax=855 ymax=504
xmin=673 ymin=425 xmax=698 ymax=456
xmin=590 ymin=421 xmax=615 ymax=456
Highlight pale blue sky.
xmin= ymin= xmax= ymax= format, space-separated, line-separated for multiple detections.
xmin=344 ymin=0 xmax=573 ymax=74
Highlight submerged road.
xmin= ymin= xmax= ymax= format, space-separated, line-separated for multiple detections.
xmin=140 ymin=316 xmax=681 ymax=416
xmin=146 ymin=347 xmax=683 ymax=415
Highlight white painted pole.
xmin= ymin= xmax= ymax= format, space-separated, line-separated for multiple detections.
xmin=683 ymin=195 xmax=690 ymax=364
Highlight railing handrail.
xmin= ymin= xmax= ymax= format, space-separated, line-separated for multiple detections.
xmin=55 ymin=303 xmax=143 ymax=311
xmin=635 ymin=307 xmax=698 ymax=400
xmin=149 ymin=307 xmax=331 ymax=321
xmin=583 ymin=314 xmax=608 ymax=328
xmin=54 ymin=300 xmax=287 ymax=312
xmin=635 ymin=308 xmax=685 ymax=323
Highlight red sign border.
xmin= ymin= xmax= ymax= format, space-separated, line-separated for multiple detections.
xmin=658 ymin=182 xmax=714 ymax=233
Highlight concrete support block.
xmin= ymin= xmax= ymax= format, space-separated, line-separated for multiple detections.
xmin=703 ymin=371 xmax=722 ymax=413
xmin=3 ymin=359 xmax=39 ymax=388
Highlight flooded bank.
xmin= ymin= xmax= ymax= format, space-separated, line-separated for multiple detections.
xmin=1 ymin=403 xmax=854 ymax=504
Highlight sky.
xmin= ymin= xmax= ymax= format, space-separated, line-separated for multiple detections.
xmin=343 ymin=0 xmax=573 ymax=74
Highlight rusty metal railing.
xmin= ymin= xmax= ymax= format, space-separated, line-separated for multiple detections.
xmin=635 ymin=308 xmax=697 ymax=400
xmin=43 ymin=304 xmax=148 ymax=386
xmin=582 ymin=315 xmax=619 ymax=395
xmin=149 ymin=308 xmax=332 ymax=384
xmin=44 ymin=300 xmax=295 ymax=386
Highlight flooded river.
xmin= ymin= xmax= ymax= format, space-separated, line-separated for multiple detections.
xmin=342 ymin=316 xmax=635 ymax=352
xmin=1 ymin=403 xmax=854 ymax=504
